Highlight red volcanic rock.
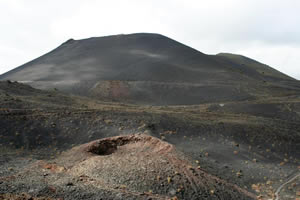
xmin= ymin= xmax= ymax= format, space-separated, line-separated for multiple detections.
xmin=54 ymin=134 xmax=255 ymax=199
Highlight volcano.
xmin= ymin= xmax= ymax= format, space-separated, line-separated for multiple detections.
xmin=1 ymin=34 xmax=300 ymax=199
xmin=1 ymin=33 xmax=299 ymax=105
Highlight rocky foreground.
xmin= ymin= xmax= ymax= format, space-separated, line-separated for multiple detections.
xmin=0 ymin=134 xmax=255 ymax=200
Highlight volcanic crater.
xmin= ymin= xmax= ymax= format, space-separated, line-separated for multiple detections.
xmin=41 ymin=134 xmax=256 ymax=200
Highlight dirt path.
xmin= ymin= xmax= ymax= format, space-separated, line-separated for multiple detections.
xmin=274 ymin=171 xmax=300 ymax=200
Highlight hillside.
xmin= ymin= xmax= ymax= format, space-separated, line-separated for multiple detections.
xmin=1 ymin=33 xmax=299 ymax=105
xmin=0 ymin=81 xmax=299 ymax=199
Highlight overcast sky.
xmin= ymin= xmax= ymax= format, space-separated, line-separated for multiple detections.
xmin=1 ymin=0 xmax=300 ymax=79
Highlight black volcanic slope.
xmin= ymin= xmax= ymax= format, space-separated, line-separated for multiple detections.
xmin=1 ymin=33 xmax=300 ymax=105
xmin=0 ymin=81 xmax=300 ymax=199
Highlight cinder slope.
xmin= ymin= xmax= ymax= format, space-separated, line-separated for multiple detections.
xmin=0 ymin=81 xmax=299 ymax=199
xmin=215 ymin=53 xmax=294 ymax=81
xmin=1 ymin=33 xmax=299 ymax=105
xmin=0 ymin=80 xmax=80 ymax=109
xmin=0 ymin=33 xmax=238 ymax=83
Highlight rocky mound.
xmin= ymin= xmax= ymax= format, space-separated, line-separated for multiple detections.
xmin=26 ymin=134 xmax=255 ymax=199
xmin=0 ymin=80 xmax=80 ymax=110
